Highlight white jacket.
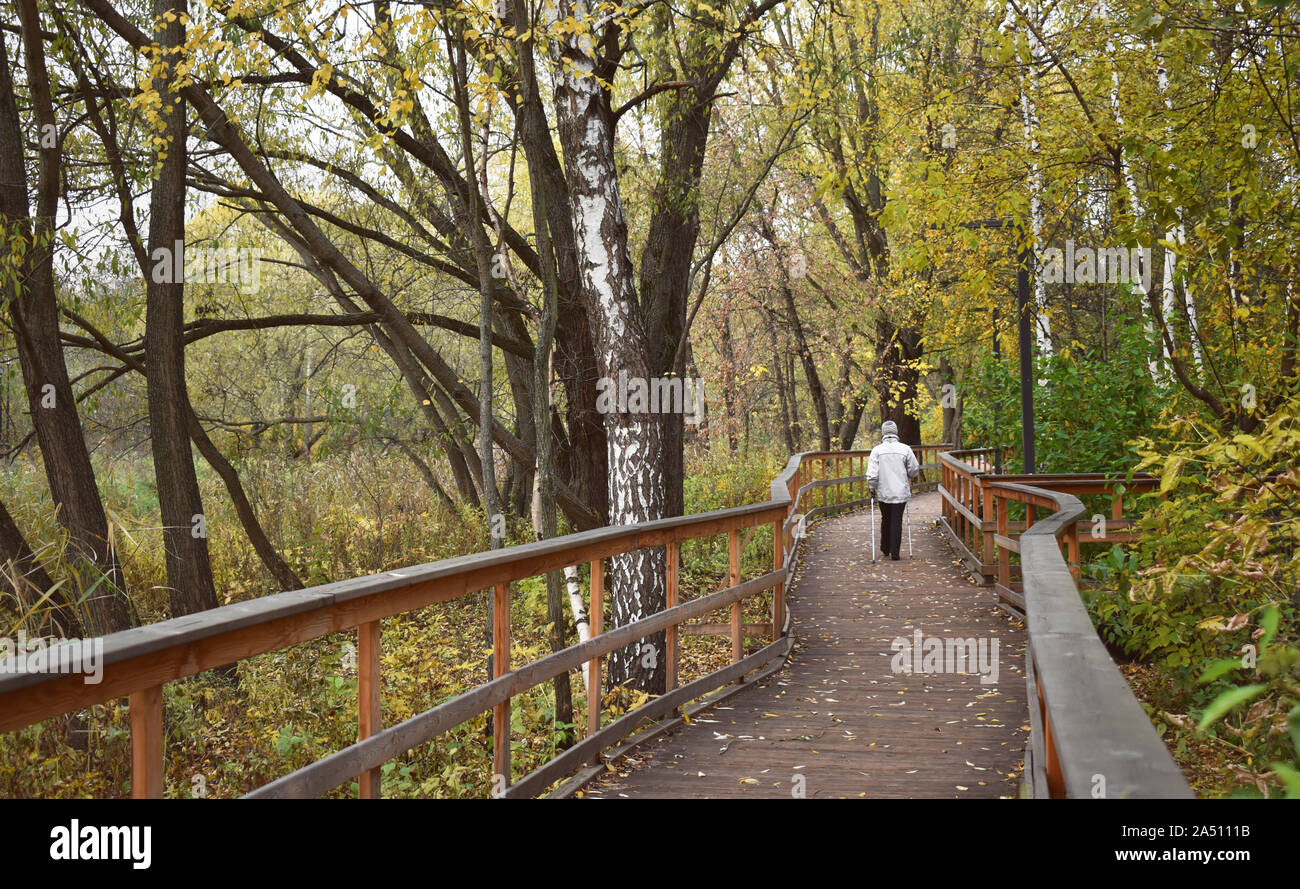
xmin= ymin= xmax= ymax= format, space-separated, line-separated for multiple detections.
xmin=866 ymin=434 xmax=920 ymax=503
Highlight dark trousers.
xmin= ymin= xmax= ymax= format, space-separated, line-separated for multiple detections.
xmin=879 ymin=501 xmax=906 ymax=558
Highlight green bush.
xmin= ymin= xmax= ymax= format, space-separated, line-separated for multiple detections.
xmin=962 ymin=319 xmax=1159 ymax=472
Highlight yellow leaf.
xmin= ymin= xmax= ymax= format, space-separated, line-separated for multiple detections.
xmin=1160 ymin=455 xmax=1185 ymax=494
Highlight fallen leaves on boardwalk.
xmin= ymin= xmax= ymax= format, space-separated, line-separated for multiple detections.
xmin=583 ymin=492 xmax=1029 ymax=799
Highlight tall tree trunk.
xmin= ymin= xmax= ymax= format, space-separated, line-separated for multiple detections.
xmin=1103 ymin=9 xmax=1158 ymax=383
xmin=767 ymin=309 xmax=797 ymax=453
xmin=782 ymin=281 xmax=831 ymax=450
xmin=448 ymin=32 xmax=503 ymax=708
xmin=507 ymin=15 xmax=607 ymax=528
xmin=2 ymin=3 xmax=130 ymax=635
xmin=718 ymin=297 xmax=739 ymax=454
xmin=1155 ymin=56 xmax=1204 ymax=376
xmin=939 ymin=355 xmax=962 ymax=447
xmin=147 ymin=0 xmax=220 ymax=619
xmin=785 ymin=352 xmax=802 ymax=448
xmin=875 ymin=317 xmax=923 ymax=444
xmin=760 ymin=216 xmax=831 ymax=450
xmin=1009 ymin=0 xmax=1055 ymax=363
xmin=836 ymin=396 xmax=868 ymax=450
xmin=552 ymin=1 xmax=666 ymax=693
xmin=831 ymin=339 xmax=867 ymax=448
xmin=512 ymin=0 xmax=573 ymax=741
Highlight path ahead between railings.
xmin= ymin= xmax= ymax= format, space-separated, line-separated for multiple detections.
xmin=581 ymin=492 xmax=1030 ymax=799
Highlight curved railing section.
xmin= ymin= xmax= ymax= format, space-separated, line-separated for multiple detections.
xmin=937 ymin=450 xmax=1191 ymax=798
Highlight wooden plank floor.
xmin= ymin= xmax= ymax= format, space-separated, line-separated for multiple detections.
xmin=581 ymin=492 xmax=1029 ymax=799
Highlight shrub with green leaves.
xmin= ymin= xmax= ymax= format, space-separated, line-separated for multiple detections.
xmin=1093 ymin=396 xmax=1300 ymax=796
xmin=962 ymin=320 xmax=1158 ymax=472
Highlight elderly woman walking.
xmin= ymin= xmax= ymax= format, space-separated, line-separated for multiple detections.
xmin=866 ymin=420 xmax=920 ymax=560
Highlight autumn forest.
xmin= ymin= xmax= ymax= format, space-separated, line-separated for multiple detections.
xmin=0 ymin=0 xmax=1296 ymax=803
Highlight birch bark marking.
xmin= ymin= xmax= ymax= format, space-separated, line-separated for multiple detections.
xmin=551 ymin=0 xmax=666 ymax=693
xmin=1102 ymin=4 xmax=1158 ymax=382
xmin=1008 ymin=0 xmax=1053 ymax=361
xmin=1156 ymin=56 xmax=1204 ymax=376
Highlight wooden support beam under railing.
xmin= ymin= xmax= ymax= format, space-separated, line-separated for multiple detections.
xmin=358 ymin=620 xmax=381 ymax=798
xmin=729 ymin=528 xmax=742 ymax=675
xmin=773 ymin=518 xmax=785 ymax=640
xmin=130 ymin=685 xmax=163 ymax=799
xmin=493 ymin=583 xmax=510 ymax=792
xmin=679 ymin=622 xmax=773 ymax=637
xmin=587 ymin=559 xmax=603 ymax=742
xmin=665 ymin=543 xmax=678 ymax=693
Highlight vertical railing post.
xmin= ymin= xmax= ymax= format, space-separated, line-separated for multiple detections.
xmin=981 ymin=483 xmax=995 ymax=579
xmin=961 ymin=472 xmax=970 ymax=543
xmin=773 ymin=518 xmax=785 ymax=639
xmin=728 ymin=528 xmax=742 ymax=674
xmin=1038 ymin=666 xmax=1064 ymax=797
xmin=358 ymin=620 xmax=382 ymax=798
xmin=1065 ymin=523 xmax=1081 ymax=581
xmin=586 ymin=559 xmax=603 ymax=742
xmin=665 ymin=541 xmax=678 ymax=692
xmin=958 ymin=473 xmax=967 ymax=545
xmin=996 ymin=492 xmax=1011 ymax=590
xmin=130 ymin=685 xmax=163 ymax=799
xmin=969 ymin=473 xmax=977 ymax=552
xmin=941 ymin=462 xmax=947 ymax=524
xmin=493 ymin=582 xmax=510 ymax=790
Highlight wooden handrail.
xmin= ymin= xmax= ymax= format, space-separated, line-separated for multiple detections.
xmin=938 ymin=445 xmax=1156 ymax=583
xmin=937 ymin=451 xmax=1191 ymax=797
xmin=2 ymin=442 xmax=1190 ymax=799
xmin=986 ymin=480 xmax=1191 ymax=799
xmin=0 ymin=500 xmax=788 ymax=731
xmin=246 ymin=569 xmax=785 ymax=798
xmin=0 ymin=447 xmax=902 ymax=798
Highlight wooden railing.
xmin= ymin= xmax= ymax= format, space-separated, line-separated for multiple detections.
xmin=937 ymin=450 xmax=1190 ymax=798
xmin=939 ymin=447 xmax=1157 ymax=589
xmin=1 ymin=441 xmax=1192 ymax=799
xmin=0 ymin=447 xmax=916 ymax=799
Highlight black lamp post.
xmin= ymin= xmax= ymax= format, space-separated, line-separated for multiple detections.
xmin=1015 ymin=243 xmax=1035 ymax=474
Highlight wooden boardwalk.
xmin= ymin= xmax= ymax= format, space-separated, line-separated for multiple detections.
xmin=582 ymin=492 xmax=1029 ymax=799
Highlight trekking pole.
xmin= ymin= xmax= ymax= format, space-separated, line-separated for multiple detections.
xmin=906 ymin=500 xmax=913 ymax=558
xmin=870 ymin=496 xmax=876 ymax=563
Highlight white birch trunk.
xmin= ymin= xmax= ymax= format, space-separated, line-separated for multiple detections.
xmin=550 ymin=0 xmax=667 ymax=692
xmin=1008 ymin=1 xmax=1054 ymax=362
xmin=1156 ymin=56 xmax=1204 ymax=376
xmin=1104 ymin=9 xmax=1160 ymax=382
xmin=565 ymin=563 xmax=590 ymax=704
